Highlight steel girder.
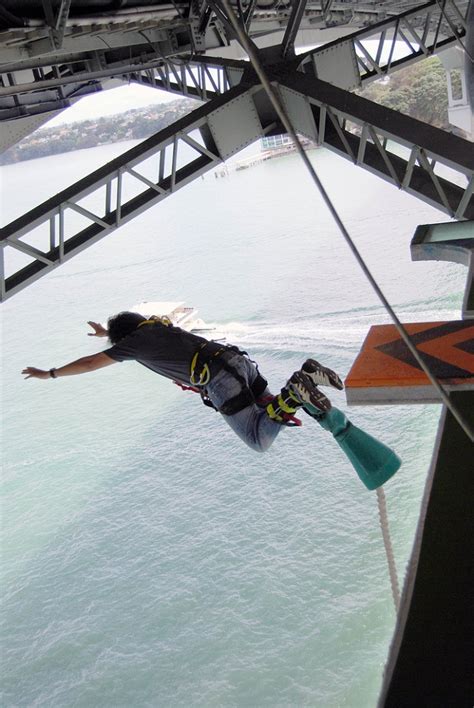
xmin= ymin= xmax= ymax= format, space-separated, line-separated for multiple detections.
xmin=40 ymin=0 xmax=73 ymax=51
xmin=129 ymin=0 xmax=469 ymax=97
xmin=128 ymin=56 xmax=246 ymax=101
xmin=0 ymin=43 xmax=185 ymax=123
xmin=0 ymin=83 xmax=277 ymax=301
xmin=276 ymin=70 xmax=473 ymax=219
xmin=2 ymin=60 xmax=473 ymax=301
xmin=145 ymin=0 xmax=469 ymax=94
xmin=2 ymin=1 xmax=457 ymax=67
xmin=0 ymin=0 xmax=467 ymax=124
xmin=0 ymin=50 xmax=245 ymax=123
xmin=298 ymin=0 xmax=469 ymax=89
xmin=0 ymin=1 xmax=472 ymax=300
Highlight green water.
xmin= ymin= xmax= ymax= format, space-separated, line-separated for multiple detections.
xmin=1 ymin=143 xmax=467 ymax=707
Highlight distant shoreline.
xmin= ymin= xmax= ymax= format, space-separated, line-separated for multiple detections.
xmin=1 ymin=57 xmax=463 ymax=167
xmin=0 ymin=98 xmax=199 ymax=166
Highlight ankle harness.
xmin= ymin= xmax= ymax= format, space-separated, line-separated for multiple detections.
xmin=264 ymin=388 xmax=303 ymax=427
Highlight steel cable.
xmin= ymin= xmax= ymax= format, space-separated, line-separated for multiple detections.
xmin=219 ymin=0 xmax=474 ymax=442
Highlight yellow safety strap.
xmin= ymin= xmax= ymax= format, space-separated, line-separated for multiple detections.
xmin=276 ymin=394 xmax=298 ymax=414
xmin=189 ymin=343 xmax=229 ymax=387
xmin=190 ymin=351 xmax=211 ymax=386
xmin=265 ymin=403 xmax=284 ymax=422
xmin=266 ymin=391 xmax=300 ymax=422
xmin=138 ymin=315 xmax=172 ymax=328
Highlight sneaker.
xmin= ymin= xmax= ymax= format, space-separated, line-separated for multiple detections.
xmin=301 ymin=359 xmax=344 ymax=390
xmin=288 ymin=371 xmax=332 ymax=412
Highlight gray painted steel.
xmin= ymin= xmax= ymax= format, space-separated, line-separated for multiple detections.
xmin=1 ymin=1 xmax=474 ymax=706
xmin=410 ymin=220 xmax=474 ymax=318
xmin=0 ymin=84 xmax=278 ymax=300
xmin=378 ymin=392 xmax=474 ymax=708
xmin=0 ymin=1 xmax=469 ymax=122
xmin=2 ymin=58 xmax=474 ymax=300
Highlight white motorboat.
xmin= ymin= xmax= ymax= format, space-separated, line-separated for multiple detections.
xmin=131 ymin=301 xmax=215 ymax=333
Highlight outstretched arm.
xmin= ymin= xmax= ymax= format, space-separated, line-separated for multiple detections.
xmin=22 ymin=352 xmax=117 ymax=380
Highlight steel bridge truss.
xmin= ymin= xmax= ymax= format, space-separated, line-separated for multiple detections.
xmin=0 ymin=84 xmax=276 ymax=300
xmin=298 ymin=0 xmax=469 ymax=89
xmin=2 ymin=58 xmax=473 ymax=301
xmin=0 ymin=55 xmax=244 ymax=126
xmin=128 ymin=57 xmax=245 ymax=101
xmin=128 ymin=0 xmax=470 ymax=99
xmin=278 ymin=71 xmax=474 ymax=218
xmin=0 ymin=0 xmax=468 ymax=122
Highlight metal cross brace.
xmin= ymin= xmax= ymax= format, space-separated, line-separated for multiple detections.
xmin=298 ymin=0 xmax=468 ymax=89
xmin=0 ymin=83 xmax=277 ymax=301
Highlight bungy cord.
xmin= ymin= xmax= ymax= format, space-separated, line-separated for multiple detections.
xmin=216 ymin=0 xmax=474 ymax=612
xmin=218 ymin=0 xmax=474 ymax=443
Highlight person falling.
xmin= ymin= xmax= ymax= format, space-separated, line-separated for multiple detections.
xmin=22 ymin=311 xmax=343 ymax=452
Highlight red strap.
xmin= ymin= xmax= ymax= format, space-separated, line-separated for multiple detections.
xmin=256 ymin=395 xmax=303 ymax=426
xmin=173 ymin=382 xmax=302 ymax=426
xmin=173 ymin=380 xmax=201 ymax=394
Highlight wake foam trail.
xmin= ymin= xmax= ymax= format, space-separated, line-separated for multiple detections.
xmin=214 ymin=316 xmax=369 ymax=352
xmin=211 ymin=304 xmax=463 ymax=354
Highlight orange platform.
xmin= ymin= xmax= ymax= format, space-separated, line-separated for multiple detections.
xmin=345 ymin=320 xmax=474 ymax=404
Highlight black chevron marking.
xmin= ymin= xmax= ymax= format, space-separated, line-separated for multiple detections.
xmin=376 ymin=322 xmax=474 ymax=379
xmin=456 ymin=338 xmax=474 ymax=356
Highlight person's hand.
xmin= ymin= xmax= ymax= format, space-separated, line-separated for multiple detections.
xmin=22 ymin=367 xmax=50 ymax=380
xmin=87 ymin=321 xmax=108 ymax=337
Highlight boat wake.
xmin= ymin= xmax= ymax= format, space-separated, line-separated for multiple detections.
xmin=210 ymin=303 xmax=463 ymax=354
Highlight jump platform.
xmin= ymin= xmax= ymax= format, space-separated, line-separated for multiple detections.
xmin=345 ymin=320 xmax=474 ymax=404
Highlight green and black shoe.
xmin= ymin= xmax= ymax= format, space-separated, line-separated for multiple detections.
xmin=301 ymin=359 xmax=344 ymax=391
xmin=287 ymin=371 xmax=332 ymax=413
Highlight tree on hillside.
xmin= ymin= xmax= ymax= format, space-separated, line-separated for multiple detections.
xmin=0 ymin=98 xmax=199 ymax=164
xmin=358 ymin=57 xmax=451 ymax=130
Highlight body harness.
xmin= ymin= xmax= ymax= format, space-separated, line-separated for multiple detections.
xmin=138 ymin=317 xmax=301 ymax=425
xmin=186 ymin=340 xmax=302 ymax=426
xmin=188 ymin=339 xmax=268 ymax=416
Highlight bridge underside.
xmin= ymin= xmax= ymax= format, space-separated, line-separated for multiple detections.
xmin=0 ymin=1 xmax=472 ymax=133
xmin=1 ymin=1 xmax=474 ymax=706
xmin=1 ymin=0 xmax=473 ymax=299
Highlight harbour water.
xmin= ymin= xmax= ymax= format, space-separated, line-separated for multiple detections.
xmin=1 ymin=141 xmax=467 ymax=707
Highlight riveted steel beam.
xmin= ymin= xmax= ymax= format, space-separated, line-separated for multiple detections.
xmin=0 ymin=52 xmax=246 ymax=122
xmin=129 ymin=56 xmax=246 ymax=101
xmin=0 ymin=1 xmax=468 ymax=123
xmin=3 ymin=64 xmax=473 ymax=301
xmin=277 ymin=70 xmax=474 ymax=219
xmin=0 ymin=82 xmax=278 ymax=301
xmin=281 ymin=0 xmax=308 ymax=59
xmin=298 ymin=0 xmax=469 ymax=89
xmin=1 ymin=2 xmax=473 ymax=302
xmin=52 ymin=0 xmax=72 ymax=50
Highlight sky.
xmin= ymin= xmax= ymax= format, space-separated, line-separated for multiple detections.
xmin=46 ymin=83 xmax=179 ymax=127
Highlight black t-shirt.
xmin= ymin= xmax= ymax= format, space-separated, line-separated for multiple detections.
xmin=104 ymin=322 xmax=223 ymax=383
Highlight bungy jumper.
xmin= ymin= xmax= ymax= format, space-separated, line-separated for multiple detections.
xmin=164 ymin=315 xmax=401 ymax=492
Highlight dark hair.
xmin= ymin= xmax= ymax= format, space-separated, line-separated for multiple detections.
xmin=107 ymin=311 xmax=147 ymax=344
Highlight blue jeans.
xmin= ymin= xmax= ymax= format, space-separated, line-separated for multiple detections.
xmin=206 ymin=353 xmax=284 ymax=453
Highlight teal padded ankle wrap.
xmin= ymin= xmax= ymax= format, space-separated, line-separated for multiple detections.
xmin=312 ymin=407 xmax=402 ymax=490
xmin=314 ymin=407 xmax=349 ymax=436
